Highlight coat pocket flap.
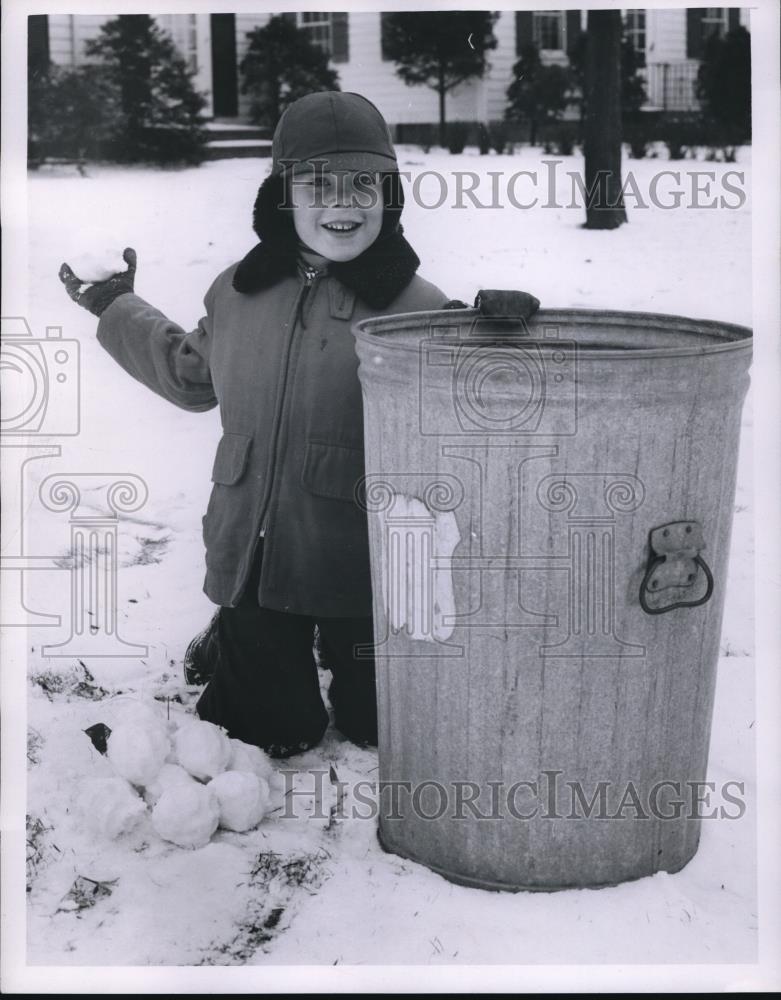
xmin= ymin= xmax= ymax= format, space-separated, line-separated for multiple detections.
xmin=301 ymin=440 xmax=365 ymax=502
xmin=211 ymin=432 xmax=252 ymax=485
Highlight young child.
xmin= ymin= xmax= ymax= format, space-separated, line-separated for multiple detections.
xmin=59 ymin=91 xmax=450 ymax=757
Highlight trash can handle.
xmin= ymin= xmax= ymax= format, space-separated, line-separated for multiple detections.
xmin=639 ymin=520 xmax=714 ymax=615
xmin=475 ymin=289 xmax=541 ymax=320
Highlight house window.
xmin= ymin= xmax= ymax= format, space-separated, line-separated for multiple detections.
xmin=296 ymin=12 xmax=349 ymax=62
xmin=686 ymin=7 xmax=738 ymax=60
xmin=623 ymin=9 xmax=646 ymax=68
xmin=701 ymin=7 xmax=730 ymax=39
xmin=533 ymin=10 xmax=565 ymax=52
xmin=298 ymin=12 xmax=332 ymax=55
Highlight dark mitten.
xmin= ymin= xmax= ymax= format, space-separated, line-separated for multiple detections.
xmin=58 ymin=247 xmax=137 ymax=317
xmin=475 ymin=288 xmax=541 ymax=320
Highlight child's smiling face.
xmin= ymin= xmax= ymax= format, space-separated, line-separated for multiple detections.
xmin=290 ymin=167 xmax=384 ymax=263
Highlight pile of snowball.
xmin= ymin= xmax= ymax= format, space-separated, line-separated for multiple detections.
xmin=80 ymin=703 xmax=284 ymax=849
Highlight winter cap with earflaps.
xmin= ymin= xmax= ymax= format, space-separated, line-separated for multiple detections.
xmin=270 ymin=91 xmax=398 ymax=177
xmin=233 ymin=90 xmax=421 ymax=307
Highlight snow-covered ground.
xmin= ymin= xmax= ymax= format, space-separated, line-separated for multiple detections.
xmin=12 ymin=147 xmax=759 ymax=978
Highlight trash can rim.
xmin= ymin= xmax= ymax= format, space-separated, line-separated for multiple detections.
xmin=352 ymin=307 xmax=752 ymax=361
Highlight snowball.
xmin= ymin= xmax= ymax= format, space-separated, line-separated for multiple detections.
xmin=67 ymin=248 xmax=129 ymax=283
xmin=151 ymin=783 xmax=220 ymax=848
xmin=227 ymin=740 xmax=285 ymax=800
xmin=143 ymin=763 xmax=197 ymax=806
xmin=107 ymin=719 xmax=171 ymax=787
xmin=208 ymin=770 xmax=271 ymax=833
xmin=80 ymin=777 xmax=147 ymax=840
xmin=173 ymin=720 xmax=231 ymax=782
xmin=228 ymin=739 xmax=275 ymax=781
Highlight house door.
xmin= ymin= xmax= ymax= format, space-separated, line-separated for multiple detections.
xmin=210 ymin=14 xmax=238 ymax=117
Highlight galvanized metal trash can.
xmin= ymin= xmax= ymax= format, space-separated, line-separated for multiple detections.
xmin=352 ymin=304 xmax=751 ymax=891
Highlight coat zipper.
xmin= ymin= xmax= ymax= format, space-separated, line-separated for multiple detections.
xmin=295 ymin=264 xmax=323 ymax=328
xmin=255 ymin=265 xmax=324 ymax=541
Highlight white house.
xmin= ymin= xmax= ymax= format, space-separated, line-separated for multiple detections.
xmin=31 ymin=8 xmax=750 ymax=129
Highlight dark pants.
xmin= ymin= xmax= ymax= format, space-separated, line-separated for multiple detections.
xmin=196 ymin=542 xmax=377 ymax=757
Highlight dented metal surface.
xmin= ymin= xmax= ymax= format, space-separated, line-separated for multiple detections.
xmin=354 ymin=306 xmax=752 ymax=892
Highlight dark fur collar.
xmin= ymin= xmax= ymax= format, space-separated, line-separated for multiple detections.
xmin=232 ymin=229 xmax=420 ymax=309
xmin=232 ymin=170 xmax=420 ymax=309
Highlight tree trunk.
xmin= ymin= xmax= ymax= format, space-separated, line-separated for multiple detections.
xmin=438 ymin=65 xmax=446 ymax=147
xmin=584 ymin=10 xmax=626 ymax=229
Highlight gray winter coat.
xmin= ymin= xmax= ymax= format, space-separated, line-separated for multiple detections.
xmin=97 ymin=260 xmax=447 ymax=616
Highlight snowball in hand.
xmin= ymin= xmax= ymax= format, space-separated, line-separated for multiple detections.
xmin=144 ymin=763 xmax=197 ymax=807
xmin=173 ymin=720 xmax=231 ymax=781
xmin=81 ymin=777 xmax=147 ymax=840
xmin=67 ymin=248 xmax=129 ymax=283
xmin=208 ymin=770 xmax=271 ymax=832
xmin=107 ymin=719 xmax=171 ymax=787
xmin=151 ymin=783 xmax=220 ymax=848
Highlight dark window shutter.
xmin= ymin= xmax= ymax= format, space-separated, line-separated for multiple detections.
xmin=28 ymin=14 xmax=50 ymax=78
xmin=331 ymin=12 xmax=349 ymax=62
xmin=515 ymin=10 xmax=533 ymax=55
xmin=565 ymin=10 xmax=582 ymax=51
xmin=686 ymin=8 xmax=705 ymax=59
xmin=728 ymin=8 xmax=741 ymax=31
